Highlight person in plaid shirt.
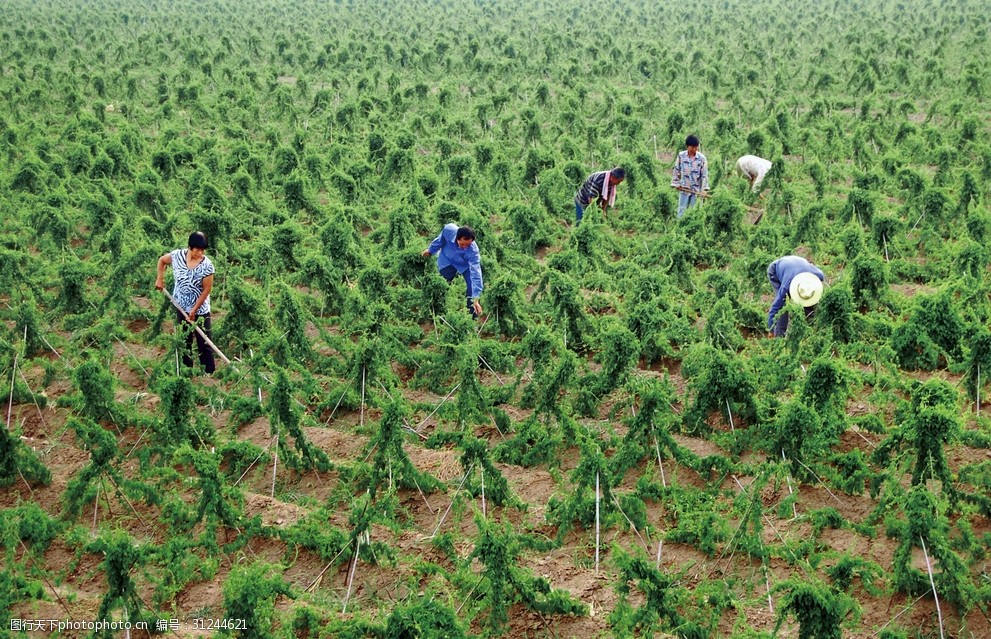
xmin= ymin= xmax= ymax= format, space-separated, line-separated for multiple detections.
xmin=671 ymin=135 xmax=709 ymax=219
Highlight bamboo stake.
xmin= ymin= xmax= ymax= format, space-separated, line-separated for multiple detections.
xmin=342 ymin=535 xmax=362 ymax=613
xmin=978 ymin=365 xmax=981 ymax=417
xmin=725 ymin=398 xmax=735 ymax=431
xmin=92 ymin=481 xmax=100 ymax=532
xmin=415 ymin=382 xmax=461 ymax=432
xmin=919 ymin=536 xmax=945 ymax=639
xmin=781 ymin=450 xmax=799 ymax=518
xmin=480 ymin=466 xmax=487 ymax=517
xmin=595 ymin=471 xmax=601 ymax=576
xmin=764 ymin=564 xmax=774 ymax=614
xmin=271 ymin=434 xmax=279 ymax=498
xmin=655 ymin=539 xmax=663 ymax=569
xmin=360 ymin=366 xmax=366 ymax=428
xmin=234 ymin=434 xmax=277 ymax=487
xmin=6 ymin=351 xmax=16 ymax=432
xmin=431 ymin=463 xmax=474 ymax=537
xmin=477 ymin=353 xmax=504 ymax=385
xmin=40 ymin=334 xmax=61 ymax=359
xmin=792 ymin=457 xmax=846 ymax=508
xmin=653 ymin=435 xmax=666 ymax=487
xmin=18 ymin=538 xmax=73 ymax=617
xmin=611 ymin=494 xmax=650 ymax=552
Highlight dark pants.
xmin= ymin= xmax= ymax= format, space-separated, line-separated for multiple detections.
xmin=575 ymin=202 xmax=585 ymax=224
xmin=439 ymin=265 xmax=478 ymax=318
xmin=178 ymin=311 xmax=216 ymax=374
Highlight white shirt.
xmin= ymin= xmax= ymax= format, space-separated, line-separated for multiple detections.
xmin=736 ymin=155 xmax=772 ymax=190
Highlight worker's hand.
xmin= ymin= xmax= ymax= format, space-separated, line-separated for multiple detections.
xmin=472 ymin=300 xmax=483 ymax=316
xmin=421 ymin=249 xmax=431 ymax=257
xmin=155 ymin=278 xmax=164 ymax=291
xmin=700 ymin=190 xmax=709 ymax=198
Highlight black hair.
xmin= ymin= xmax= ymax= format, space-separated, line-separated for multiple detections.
xmin=455 ymin=226 xmax=476 ymax=242
xmin=610 ymin=167 xmax=626 ymax=180
xmin=686 ymin=135 xmax=700 ymax=147
xmin=188 ymin=231 xmax=208 ymax=249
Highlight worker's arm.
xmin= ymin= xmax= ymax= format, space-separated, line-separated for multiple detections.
xmin=767 ymin=286 xmax=789 ymax=332
xmin=155 ymin=253 xmax=172 ymax=291
xmin=189 ymin=274 xmax=213 ymax=318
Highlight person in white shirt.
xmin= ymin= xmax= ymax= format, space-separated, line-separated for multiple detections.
xmin=736 ymin=155 xmax=773 ymax=192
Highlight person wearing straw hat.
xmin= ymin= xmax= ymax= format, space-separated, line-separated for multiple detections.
xmin=766 ymin=255 xmax=825 ymax=338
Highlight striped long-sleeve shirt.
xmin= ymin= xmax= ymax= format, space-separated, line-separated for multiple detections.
xmin=574 ymin=170 xmax=610 ymax=207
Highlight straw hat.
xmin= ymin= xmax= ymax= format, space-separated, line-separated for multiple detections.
xmin=789 ymin=272 xmax=823 ymax=307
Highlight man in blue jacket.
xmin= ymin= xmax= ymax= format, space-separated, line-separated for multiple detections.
xmin=423 ymin=224 xmax=483 ymax=318
xmin=767 ymin=255 xmax=825 ymax=337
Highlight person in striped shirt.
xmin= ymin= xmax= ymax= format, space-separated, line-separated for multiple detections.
xmin=671 ymin=135 xmax=709 ymax=219
xmin=574 ymin=167 xmax=625 ymax=224
xmin=155 ymin=231 xmax=216 ymax=374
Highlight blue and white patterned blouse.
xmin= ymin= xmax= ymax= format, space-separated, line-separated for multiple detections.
xmin=170 ymin=248 xmax=214 ymax=315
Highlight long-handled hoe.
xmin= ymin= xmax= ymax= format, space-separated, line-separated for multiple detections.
xmin=161 ymin=289 xmax=234 ymax=367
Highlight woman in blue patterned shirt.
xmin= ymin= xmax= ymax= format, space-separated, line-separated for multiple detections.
xmin=155 ymin=231 xmax=216 ymax=374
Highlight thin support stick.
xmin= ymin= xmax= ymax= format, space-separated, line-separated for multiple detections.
xmin=653 ymin=435 xmax=666 ymax=487
xmin=416 ymin=382 xmax=461 ymax=431
xmin=431 ymin=463 xmax=474 ymax=537
xmin=342 ymin=536 xmax=362 ymax=614
xmin=271 ymin=434 xmax=279 ymax=498
xmin=18 ymin=539 xmax=73 ymax=617
xmin=324 ymin=383 xmax=350 ymax=426
xmin=595 ymin=471 xmax=601 ymax=576
xmin=6 ymin=352 xmax=16 ymax=432
xmin=360 ymin=366 xmax=366 ymax=428
xmin=655 ymin=539 xmax=663 ymax=569
xmin=234 ymin=435 xmax=277 ymax=486
xmin=105 ymin=476 xmax=152 ymax=532
xmin=40 ymin=334 xmax=61 ymax=359
xmin=477 ymin=353 xmax=504 ymax=385
xmin=910 ymin=211 xmax=925 ymax=232
xmin=611 ymin=494 xmax=650 ymax=552
xmin=764 ymin=564 xmax=774 ymax=614
xmin=793 ymin=457 xmax=846 ymax=508
xmin=725 ymin=398 xmax=735 ymax=431
xmin=920 ymin=536 xmax=945 ymax=639
xmin=978 ymin=365 xmax=981 ymax=417
xmin=781 ymin=450 xmax=798 ymax=518
xmin=409 ymin=473 xmax=435 ymax=514
xmin=92 ymin=482 xmax=100 ymax=532
xmin=480 ymin=466 xmax=487 ymax=517
xmin=305 ymin=541 xmax=353 ymax=593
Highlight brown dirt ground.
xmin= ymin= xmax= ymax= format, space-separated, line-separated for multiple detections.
xmin=7 ymin=317 xmax=991 ymax=639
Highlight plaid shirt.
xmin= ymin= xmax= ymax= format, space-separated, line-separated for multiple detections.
xmin=671 ymin=150 xmax=709 ymax=192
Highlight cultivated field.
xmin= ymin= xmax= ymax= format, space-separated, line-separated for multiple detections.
xmin=2 ymin=0 xmax=991 ymax=637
